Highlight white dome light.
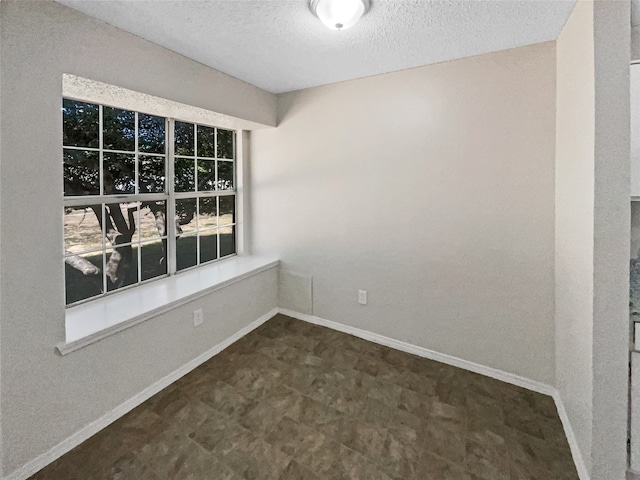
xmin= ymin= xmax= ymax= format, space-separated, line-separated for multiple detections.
xmin=310 ymin=0 xmax=371 ymax=31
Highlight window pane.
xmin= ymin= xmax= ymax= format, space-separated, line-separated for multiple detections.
xmin=63 ymin=103 xmax=240 ymax=301
xmin=65 ymin=251 xmax=103 ymax=305
xmin=219 ymin=226 xmax=235 ymax=257
xmin=106 ymin=246 xmax=138 ymax=291
xmin=62 ymin=99 xmax=99 ymax=148
xmin=139 ymin=113 xmax=166 ymax=154
xmin=104 ymin=202 xmax=139 ymax=245
xmin=175 ymin=121 xmax=195 ymax=156
xmin=104 ymin=153 xmax=135 ymax=195
xmin=217 ymin=128 xmax=234 ymax=159
xmin=175 ymin=158 xmax=195 ymax=192
xmin=140 ymin=201 xmax=166 ymax=240
xmin=140 ymin=155 xmax=165 ymax=193
xmin=197 ymin=160 xmax=215 ymax=191
xmin=199 ymin=230 xmax=218 ymax=264
xmin=218 ymin=160 xmax=234 ymax=190
xmin=103 ymin=107 xmax=135 ymax=151
xmin=197 ymin=125 xmax=215 ymax=158
xmin=64 ymin=205 xmax=103 ymax=253
xmin=64 ymin=149 xmax=99 ymax=196
xmin=219 ymin=195 xmax=235 ymax=225
xmin=198 ymin=197 xmax=217 ymax=230
xmin=175 ymin=198 xmax=197 ymax=233
xmin=141 ymin=239 xmax=167 ymax=282
xmin=176 ymin=233 xmax=197 ymax=271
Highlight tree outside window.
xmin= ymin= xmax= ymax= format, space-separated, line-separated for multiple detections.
xmin=63 ymin=99 xmax=236 ymax=305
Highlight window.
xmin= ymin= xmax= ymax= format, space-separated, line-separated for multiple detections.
xmin=63 ymin=99 xmax=237 ymax=306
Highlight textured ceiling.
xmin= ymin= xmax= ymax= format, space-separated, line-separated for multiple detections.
xmin=56 ymin=0 xmax=577 ymax=94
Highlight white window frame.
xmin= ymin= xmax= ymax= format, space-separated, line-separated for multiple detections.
xmin=63 ymin=99 xmax=240 ymax=307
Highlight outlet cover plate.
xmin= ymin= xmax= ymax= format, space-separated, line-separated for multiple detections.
xmin=358 ymin=290 xmax=367 ymax=305
xmin=193 ymin=308 xmax=204 ymax=327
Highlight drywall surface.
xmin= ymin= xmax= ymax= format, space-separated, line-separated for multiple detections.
xmin=632 ymin=25 xmax=640 ymax=61
xmin=555 ymin=0 xmax=595 ymax=473
xmin=591 ymin=1 xmax=630 ymax=478
xmin=0 ymin=1 xmax=278 ymax=476
xmin=632 ymin=65 xmax=640 ymax=197
xmin=4 ymin=1 xmax=276 ymax=128
xmin=251 ymin=42 xmax=557 ymax=384
xmin=0 ymin=5 xmax=3 ymax=477
xmin=556 ymin=2 xmax=631 ymax=478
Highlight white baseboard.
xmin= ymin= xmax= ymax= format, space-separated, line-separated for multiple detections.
xmin=7 ymin=307 xmax=591 ymax=480
xmin=552 ymin=392 xmax=591 ymax=480
xmin=278 ymin=308 xmax=555 ymax=396
xmin=279 ymin=308 xmax=591 ymax=480
xmin=4 ymin=308 xmax=279 ymax=480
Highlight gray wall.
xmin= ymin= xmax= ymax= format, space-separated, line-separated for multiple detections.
xmin=632 ymin=25 xmax=640 ymax=61
xmin=0 ymin=1 xmax=278 ymax=476
xmin=555 ymin=0 xmax=595 ymax=472
xmin=556 ymin=1 xmax=631 ymax=478
xmin=251 ymin=41 xmax=557 ymax=385
xmin=591 ymin=1 xmax=630 ymax=478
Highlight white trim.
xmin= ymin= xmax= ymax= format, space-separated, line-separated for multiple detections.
xmin=278 ymin=308 xmax=554 ymax=395
xmin=5 ymin=308 xmax=280 ymax=480
xmin=278 ymin=308 xmax=590 ymax=480
xmin=60 ymin=256 xmax=279 ymax=354
xmin=235 ymin=130 xmax=247 ymax=256
xmin=62 ymin=74 xmax=271 ymax=131
xmin=8 ymin=306 xmax=591 ymax=480
xmin=552 ymin=392 xmax=591 ymax=480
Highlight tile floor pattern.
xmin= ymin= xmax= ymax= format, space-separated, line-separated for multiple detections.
xmin=29 ymin=314 xmax=578 ymax=480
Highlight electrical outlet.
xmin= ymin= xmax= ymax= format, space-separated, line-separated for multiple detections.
xmin=193 ymin=308 xmax=203 ymax=327
xmin=358 ymin=290 xmax=367 ymax=305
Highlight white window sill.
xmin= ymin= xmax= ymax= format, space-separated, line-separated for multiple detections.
xmin=57 ymin=256 xmax=280 ymax=355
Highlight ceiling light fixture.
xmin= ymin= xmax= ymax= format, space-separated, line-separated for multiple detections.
xmin=310 ymin=0 xmax=371 ymax=31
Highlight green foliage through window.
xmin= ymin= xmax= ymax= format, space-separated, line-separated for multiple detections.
xmin=63 ymin=99 xmax=237 ymax=306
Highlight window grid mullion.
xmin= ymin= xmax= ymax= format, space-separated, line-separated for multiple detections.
xmin=137 ymin=230 xmax=142 ymax=286
xmin=217 ymin=195 xmax=221 ymax=260
xmin=233 ymin=131 xmax=237 ymax=195
xmin=172 ymin=190 xmax=235 ymax=200
xmin=64 ymin=193 xmax=168 ymax=207
xmin=99 ymin=107 xmax=107 ymax=295
xmin=64 ymin=145 xmax=147 ymax=156
xmin=214 ymin=127 xmax=219 ymax=195
xmin=194 ymin=123 xmax=199 ymax=195
xmin=99 ymin=105 xmax=104 ymax=208
xmin=135 ymin=111 xmax=139 ymax=196
xmin=102 ymin=207 xmax=107 ymax=297
xmin=167 ymin=118 xmax=177 ymax=276
xmin=102 ymin=248 xmax=107 ymax=298
xmin=133 ymin=112 xmax=141 ymax=291
xmin=65 ymin=237 xmax=164 ymax=258
xmin=194 ymin=124 xmax=201 ymax=266
xmin=196 ymin=194 xmax=201 ymax=266
xmin=63 ymin=145 xmax=101 ymax=152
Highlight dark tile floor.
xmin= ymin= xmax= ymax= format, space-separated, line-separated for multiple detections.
xmin=30 ymin=314 xmax=578 ymax=480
